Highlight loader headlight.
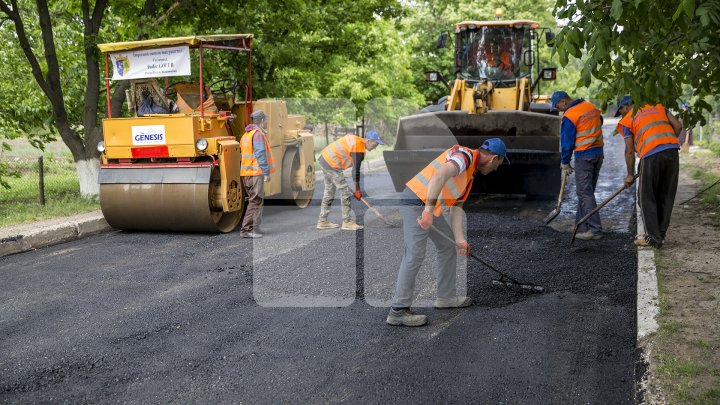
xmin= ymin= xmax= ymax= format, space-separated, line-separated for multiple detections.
xmin=196 ymin=138 xmax=208 ymax=151
xmin=97 ymin=141 xmax=105 ymax=153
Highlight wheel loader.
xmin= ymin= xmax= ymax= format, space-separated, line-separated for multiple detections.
xmin=96 ymin=35 xmax=315 ymax=232
xmin=384 ymin=19 xmax=562 ymax=198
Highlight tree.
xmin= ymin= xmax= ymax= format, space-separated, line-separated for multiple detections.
xmin=0 ymin=0 xmax=184 ymax=195
xmin=553 ymin=0 xmax=720 ymax=123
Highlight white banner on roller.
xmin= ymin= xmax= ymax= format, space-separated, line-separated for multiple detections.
xmin=110 ymin=45 xmax=190 ymax=80
xmin=132 ymin=125 xmax=166 ymax=145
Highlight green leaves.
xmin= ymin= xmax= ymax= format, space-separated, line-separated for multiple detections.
xmin=610 ymin=0 xmax=624 ymax=21
xmin=553 ymin=0 xmax=720 ymax=125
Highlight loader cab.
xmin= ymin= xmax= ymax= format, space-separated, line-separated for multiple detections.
xmin=454 ymin=21 xmax=537 ymax=87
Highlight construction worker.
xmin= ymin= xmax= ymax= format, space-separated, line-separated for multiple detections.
xmin=317 ymin=131 xmax=384 ymax=231
xmin=386 ymin=139 xmax=509 ymax=327
xmin=615 ymin=96 xmax=682 ymax=248
xmin=550 ymin=91 xmax=605 ymax=240
xmin=239 ymin=110 xmax=275 ymax=238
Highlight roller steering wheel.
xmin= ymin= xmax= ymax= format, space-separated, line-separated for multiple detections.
xmin=208 ymin=79 xmax=237 ymax=98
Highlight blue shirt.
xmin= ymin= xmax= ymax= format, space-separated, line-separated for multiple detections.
xmin=620 ymin=108 xmax=680 ymax=159
xmin=560 ymin=98 xmax=604 ymax=164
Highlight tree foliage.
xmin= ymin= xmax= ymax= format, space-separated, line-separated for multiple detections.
xmin=553 ymin=0 xmax=720 ymax=123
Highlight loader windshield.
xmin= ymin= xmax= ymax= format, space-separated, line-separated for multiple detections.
xmin=457 ymin=25 xmax=531 ymax=83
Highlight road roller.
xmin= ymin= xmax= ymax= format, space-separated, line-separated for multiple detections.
xmin=96 ymin=35 xmax=315 ymax=232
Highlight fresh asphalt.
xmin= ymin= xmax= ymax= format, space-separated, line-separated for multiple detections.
xmin=0 ymin=122 xmax=638 ymax=403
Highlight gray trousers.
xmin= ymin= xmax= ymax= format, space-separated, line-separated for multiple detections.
xmin=240 ymin=175 xmax=264 ymax=234
xmin=574 ymin=154 xmax=604 ymax=233
xmin=390 ymin=203 xmax=458 ymax=309
xmin=319 ymin=168 xmax=352 ymax=222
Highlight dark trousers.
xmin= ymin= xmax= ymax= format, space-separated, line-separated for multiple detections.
xmin=575 ymin=154 xmax=604 ymax=233
xmin=638 ymin=149 xmax=679 ymax=243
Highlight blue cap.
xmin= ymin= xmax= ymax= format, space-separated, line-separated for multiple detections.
xmin=365 ymin=130 xmax=384 ymax=145
xmin=481 ymin=138 xmax=510 ymax=165
xmin=550 ymin=91 xmax=569 ymax=110
xmin=614 ymin=95 xmax=632 ymax=117
xmin=250 ymin=109 xmax=266 ymax=122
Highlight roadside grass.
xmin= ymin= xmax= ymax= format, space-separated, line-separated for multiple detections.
xmin=651 ymin=151 xmax=720 ymax=405
xmin=657 ymin=356 xmax=720 ymax=404
xmin=0 ymin=151 xmax=98 ymax=227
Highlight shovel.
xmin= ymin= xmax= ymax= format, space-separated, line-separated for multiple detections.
xmin=543 ymin=170 xmax=570 ymax=225
xmin=359 ymin=196 xmax=399 ymax=228
xmin=570 ymin=174 xmax=639 ymax=244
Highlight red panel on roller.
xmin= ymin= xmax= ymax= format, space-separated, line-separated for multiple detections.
xmin=131 ymin=146 xmax=169 ymax=158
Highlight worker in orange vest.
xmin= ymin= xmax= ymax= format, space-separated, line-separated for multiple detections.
xmin=386 ymin=138 xmax=509 ymax=327
xmin=239 ymin=110 xmax=275 ymax=238
xmin=551 ymin=91 xmax=605 ymax=240
xmin=616 ymin=96 xmax=682 ymax=248
xmin=317 ymin=131 xmax=384 ymax=231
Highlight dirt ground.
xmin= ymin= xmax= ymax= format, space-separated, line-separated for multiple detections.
xmin=645 ymin=148 xmax=720 ymax=404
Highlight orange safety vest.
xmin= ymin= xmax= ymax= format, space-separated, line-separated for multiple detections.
xmin=240 ymin=129 xmax=276 ymax=176
xmin=617 ymin=104 xmax=679 ymax=159
xmin=320 ymin=134 xmax=366 ymax=170
xmin=563 ymin=100 xmax=604 ymax=152
xmin=406 ymin=146 xmax=480 ymax=217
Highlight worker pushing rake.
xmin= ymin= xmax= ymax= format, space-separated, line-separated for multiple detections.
xmin=386 ymin=139 xmax=544 ymax=328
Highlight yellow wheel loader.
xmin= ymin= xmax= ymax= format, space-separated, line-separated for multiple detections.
xmin=385 ymin=19 xmax=562 ymax=198
xmin=96 ymin=35 xmax=315 ymax=232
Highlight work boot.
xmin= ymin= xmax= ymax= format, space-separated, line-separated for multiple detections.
xmin=341 ymin=220 xmax=363 ymax=231
xmin=386 ymin=308 xmax=427 ymax=327
xmin=241 ymin=232 xmax=263 ymax=239
xmin=316 ymin=220 xmax=340 ymax=229
xmin=575 ymin=230 xmax=602 ymax=240
xmin=634 ymin=235 xmax=661 ymax=248
xmin=434 ymin=296 xmax=472 ymax=309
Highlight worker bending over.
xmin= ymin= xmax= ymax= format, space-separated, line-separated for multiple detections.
xmin=616 ymin=96 xmax=681 ymax=248
xmin=317 ymin=131 xmax=383 ymax=231
xmin=551 ymin=91 xmax=605 ymax=240
xmin=387 ymin=139 xmax=509 ymax=327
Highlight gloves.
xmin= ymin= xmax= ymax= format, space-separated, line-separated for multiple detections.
xmin=353 ymin=189 xmax=362 ymax=200
xmin=561 ymin=163 xmax=574 ymax=175
xmin=456 ymin=240 xmax=470 ymax=256
xmin=264 ymin=175 xmax=271 ymax=182
xmin=417 ymin=210 xmax=433 ymax=230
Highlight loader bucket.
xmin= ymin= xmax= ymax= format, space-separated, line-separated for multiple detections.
xmin=384 ymin=110 xmax=561 ymax=198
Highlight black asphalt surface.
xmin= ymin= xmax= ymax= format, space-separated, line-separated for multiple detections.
xmin=0 ymin=120 xmax=638 ymax=403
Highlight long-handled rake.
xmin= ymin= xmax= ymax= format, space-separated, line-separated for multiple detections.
xmin=359 ymin=196 xmax=400 ymax=228
xmin=428 ymin=223 xmax=545 ymax=293
xmin=570 ymin=174 xmax=638 ymax=244
xmin=543 ymin=170 xmax=570 ymax=225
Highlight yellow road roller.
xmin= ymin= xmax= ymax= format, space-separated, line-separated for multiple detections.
xmin=97 ymin=35 xmax=315 ymax=232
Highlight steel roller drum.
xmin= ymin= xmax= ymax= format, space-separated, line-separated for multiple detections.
xmin=99 ymin=165 xmax=240 ymax=232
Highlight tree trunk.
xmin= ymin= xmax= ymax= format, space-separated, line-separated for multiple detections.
xmin=75 ymin=158 xmax=99 ymax=197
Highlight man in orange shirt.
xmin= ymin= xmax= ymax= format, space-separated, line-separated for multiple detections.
xmin=386 ymin=139 xmax=508 ymax=327
xmin=316 ymin=131 xmax=383 ymax=231
xmin=616 ymin=96 xmax=682 ymax=248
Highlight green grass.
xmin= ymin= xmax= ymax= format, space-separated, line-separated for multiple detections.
xmin=658 ymin=356 xmax=719 ymax=378
xmin=0 ymin=153 xmax=99 ymax=227
xmin=688 ymin=339 xmax=713 ymax=350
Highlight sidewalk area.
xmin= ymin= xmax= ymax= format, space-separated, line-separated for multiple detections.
xmin=0 ymin=210 xmax=111 ymax=257
xmin=643 ymin=146 xmax=720 ymax=404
